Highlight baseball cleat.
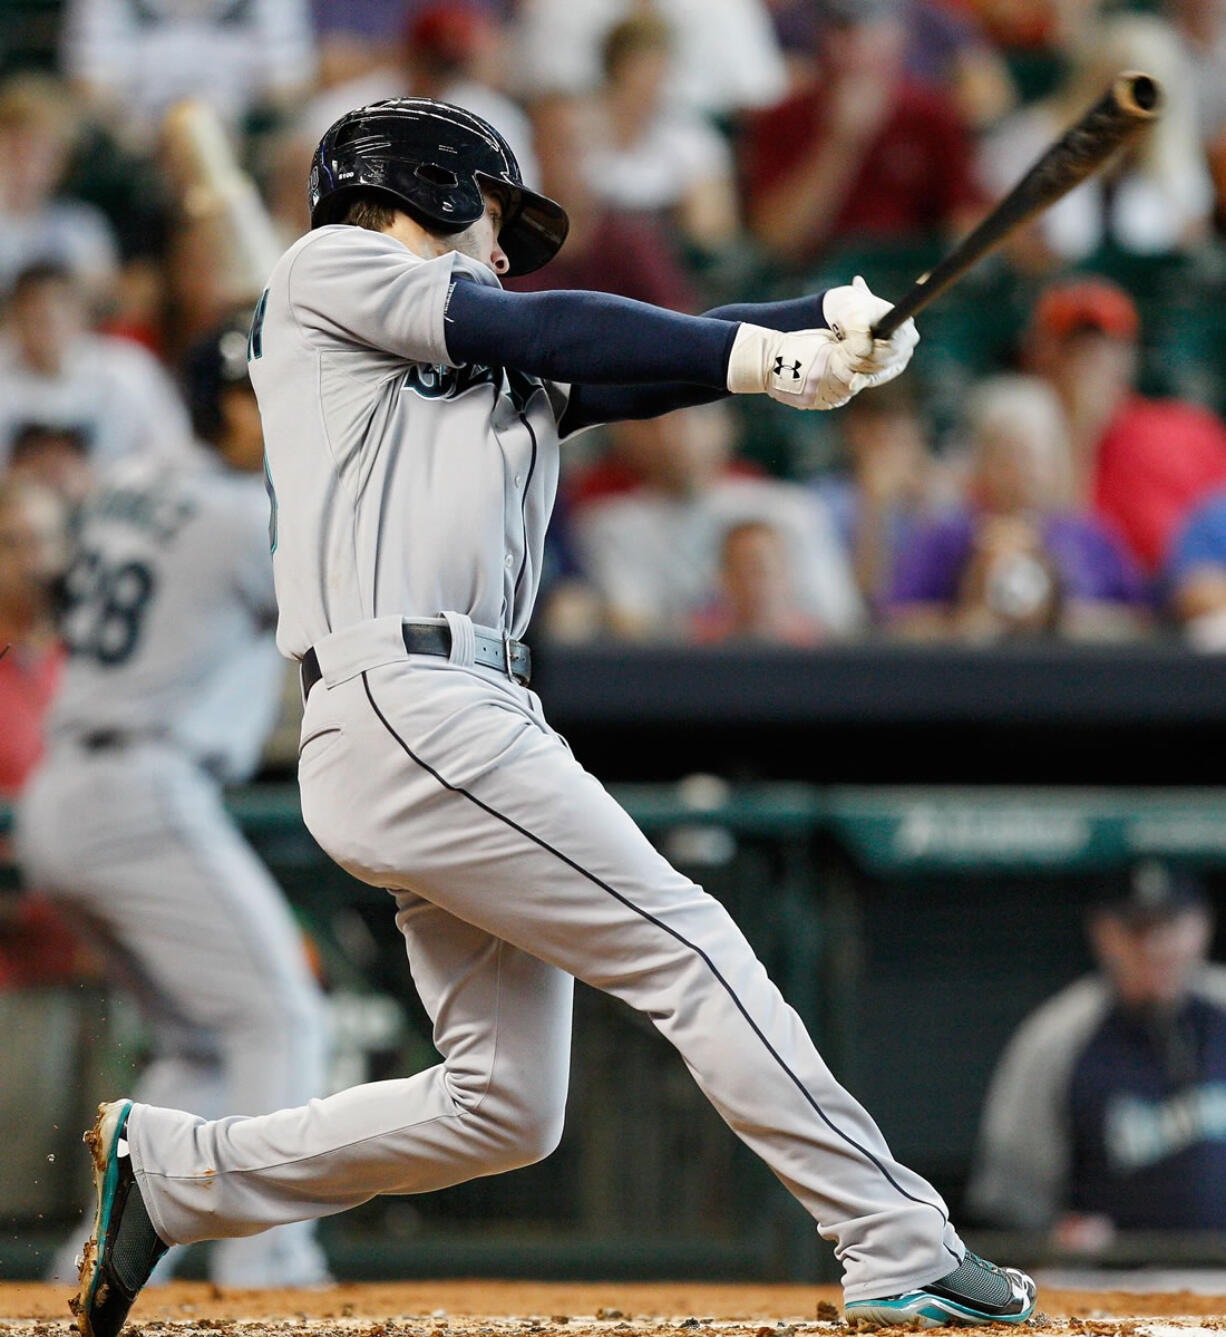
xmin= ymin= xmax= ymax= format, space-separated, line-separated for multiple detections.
xmin=70 ymin=1100 xmax=168 ymax=1337
xmin=845 ymin=1252 xmax=1037 ymax=1328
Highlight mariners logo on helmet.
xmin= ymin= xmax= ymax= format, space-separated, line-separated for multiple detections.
xmin=308 ymin=98 xmax=569 ymax=277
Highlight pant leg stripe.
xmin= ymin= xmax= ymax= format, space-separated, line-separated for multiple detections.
xmin=360 ymin=672 xmax=955 ymax=1248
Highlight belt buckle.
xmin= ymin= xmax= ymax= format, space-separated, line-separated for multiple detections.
xmin=503 ymin=633 xmax=516 ymax=684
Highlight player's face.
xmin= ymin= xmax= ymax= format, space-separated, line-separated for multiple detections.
xmin=449 ymin=191 xmax=510 ymax=276
xmin=1091 ymin=907 xmax=1213 ymax=1008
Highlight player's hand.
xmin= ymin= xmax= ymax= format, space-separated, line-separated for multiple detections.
xmin=822 ymin=275 xmax=919 ymax=394
xmin=726 ymin=278 xmax=919 ymax=412
xmin=728 ymin=324 xmax=865 ymax=411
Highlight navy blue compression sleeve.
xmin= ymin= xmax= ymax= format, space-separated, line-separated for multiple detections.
xmin=703 ymin=294 xmax=830 ymax=333
xmin=443 ymin=280 xmax=739 ymax=388
xmin=559 ymin=291 xmax=832 ymax=432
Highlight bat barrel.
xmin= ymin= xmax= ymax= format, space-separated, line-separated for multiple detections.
xmin=869 ymin=70 xmax=1162 ymax=342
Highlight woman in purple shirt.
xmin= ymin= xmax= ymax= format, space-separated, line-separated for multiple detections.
xmin=890 ymin=374 xmax=1149 ymax=641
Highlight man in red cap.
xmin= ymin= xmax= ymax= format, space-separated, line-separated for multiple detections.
xmin=1027 ymin=275 xmax=1226 ymax=574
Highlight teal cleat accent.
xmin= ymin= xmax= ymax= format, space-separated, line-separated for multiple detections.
xmin=70 ymin=1101 xmax=169 ymax=1337
xmin=846 ymin=1253 xmax=1037 ymax=1329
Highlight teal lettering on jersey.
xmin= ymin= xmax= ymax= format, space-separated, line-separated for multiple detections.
xmin=249 ymin=288 xmax=269 ymax=361
xmin=402 ymin=362 xmax=542 ymax=413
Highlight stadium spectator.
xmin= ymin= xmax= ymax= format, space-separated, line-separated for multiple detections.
xmin=5 ymin=424 xmax=94 ymax=512
xmin=0 ymin=264 xmax=192 ymax=472
xmin=813 ymin=378 xmax=948 ymax=618
xmin=1164 ymin=488 xmax=1226 ymax=650
xmin=1171 ymin=0 xmax=1226 ymax=236
xmin=769 ymin=0 xmax=1015 ymax=131
xmin=889 ymin=374 xmax=1147 ymax=642
xmin=743 ymin=0 xmax=981 ymax=269
xmin=582 ymin=13 xmax=739 ymax=255
xmin=979 ymin=13 xmax=1212 ymax=267
xmin=513 ymin=0 xmax=787 ymax=117
xmin=968 ymin=861 xmax=1226 ymax=1242
xmin=0 ymin=478 xmax=68 ymax=798
xmin=691 ymin=519 xmax=826 ymax=646
xmin=960 ymin=0 xmax=1095 ymax=54
xmin=573 ymin=402 xmax=862 ymax=641
xmin=1026 ymin=276 xmax=1226 ymax=575
xmin=0 ymin=74 xmax=119 ymax=302
xmin=308 ymin=0 xmax=505 ymax=89
xmin=508 ymin=93 xmax=698 ymax=310
xmin=61 ymin=0 xmax=317 ymax=144
xmin=300 ymin=1 xmax=538 ymax=188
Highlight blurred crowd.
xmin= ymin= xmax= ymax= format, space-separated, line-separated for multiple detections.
xmin=9 ymin=0 xmax=1226 ymax=792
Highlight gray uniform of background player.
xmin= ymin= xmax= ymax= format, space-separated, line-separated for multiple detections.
xmin=17 ymin=444 xmax=329 ymax=1287
xmin=119 ymin=224 xmax=966 ymax=1301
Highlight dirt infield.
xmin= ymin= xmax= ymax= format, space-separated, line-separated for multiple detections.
xmin=3 ymin=1282 xmax=1226 ymax=1337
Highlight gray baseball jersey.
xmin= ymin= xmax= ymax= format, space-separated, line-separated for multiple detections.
xmin=51 ymin=447 xmax=284 ymax=781
xmin=252 ymin=224 xmax=570 ymax=658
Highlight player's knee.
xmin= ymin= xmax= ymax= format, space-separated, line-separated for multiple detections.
xmin=517 ymin=1105 xmax=567 ymax=1165
xmin=459 ymin=1076 xmax=567 ymax=1171
xmin=482 ymin=1109 xmax=565 ymax=1172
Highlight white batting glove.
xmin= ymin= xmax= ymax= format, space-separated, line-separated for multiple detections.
xmin=727 ymin=324 xmax=863 ymax=411
xmin=822 ymin=274 xmax=919 ymax=394
xmin=726 ymin=278 xmax=918 ymax=412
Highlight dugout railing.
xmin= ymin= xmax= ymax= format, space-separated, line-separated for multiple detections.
xmin=6 ymin=783 xmax=1226 ymax=1281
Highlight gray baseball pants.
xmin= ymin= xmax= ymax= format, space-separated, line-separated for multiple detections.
xmin=118 ymin=615 xmax=964 ymax=1301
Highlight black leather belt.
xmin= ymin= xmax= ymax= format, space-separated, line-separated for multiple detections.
xmin=300 ymin=622 xmax=532 ymax=699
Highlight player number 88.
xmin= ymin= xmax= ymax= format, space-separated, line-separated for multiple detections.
xmin=62 ymin=549 xmax=158 ymax=666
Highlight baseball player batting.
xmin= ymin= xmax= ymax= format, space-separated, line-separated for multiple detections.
xmin=17 ymin=318 xmax=329 ymax=1288
xmin=70 ymin=98 xmax=1035 ymax=1335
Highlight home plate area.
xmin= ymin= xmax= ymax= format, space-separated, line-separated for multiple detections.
xmin=3 ymin=1282 xmax=1226 ymax=1337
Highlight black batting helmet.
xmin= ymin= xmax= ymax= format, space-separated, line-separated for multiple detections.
xmin=183 ymin=312 xmax=255 ymax=444
xmin=309 ymin=97 xmax=569 ymax=276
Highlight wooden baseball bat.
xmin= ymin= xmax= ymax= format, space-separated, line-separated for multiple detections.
xmin=871 ymin=71 xmax=1162 ymax=340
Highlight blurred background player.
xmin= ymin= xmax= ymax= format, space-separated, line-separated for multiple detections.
xmin=968 ymin=862 xmax=1226 ymax=1247
xmin=15 ymin=315 xmax=329 ymax=1287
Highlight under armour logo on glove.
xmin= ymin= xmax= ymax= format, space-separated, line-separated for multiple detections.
xmin=773 ymin=356 xmax=802 ymax=380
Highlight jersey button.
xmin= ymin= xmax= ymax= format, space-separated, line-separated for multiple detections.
xmin=505 ymin=553 xmax=514 ymax=568
xmin=514 ymin=473 xmax=523 ymax=487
